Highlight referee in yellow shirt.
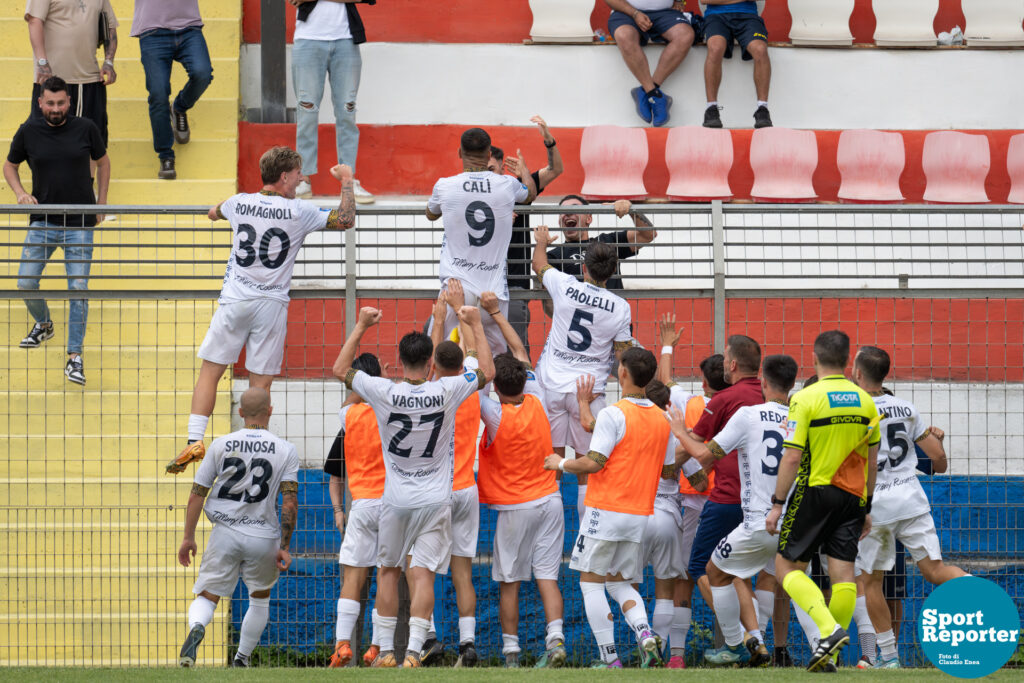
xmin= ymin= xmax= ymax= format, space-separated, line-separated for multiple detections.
xmin=765 ymin=330 xmax=881 ymax=672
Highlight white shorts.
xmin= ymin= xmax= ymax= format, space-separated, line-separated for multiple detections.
xmin=569 ymin=535 xmax=643 ymax=582
xmin=710 ymin=523 xmax=779 ymax=580
xmin=492 ymin=494 xmax=565 ymax=583
xmin=197 ymin=298 xmax=288 ymax=375
xmin=547 ymin=390 xmax=606 ymax=455
xmin=194 ymin=524 xmax=280 ymax=597
xmin=377 ymin=502 xmax=452 ymax=574
xmin=451 ymin=485 xmax=480 ymax=559
xmin=641 ymin=499 xmax=687 ymax=580
xmin=437 ymin=285 xmax=509 ymax=358
xmin=856 ymin=512 xmax=944 ymax=574
xmin=339 ymin=502 xmax=381 ymax=568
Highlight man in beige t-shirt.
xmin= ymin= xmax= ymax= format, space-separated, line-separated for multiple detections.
xmin=26 ymin=0 xmax=118 ymax=146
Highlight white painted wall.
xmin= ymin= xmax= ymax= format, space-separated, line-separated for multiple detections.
xmin=242 ymin=43 xmax=1024 ymax=129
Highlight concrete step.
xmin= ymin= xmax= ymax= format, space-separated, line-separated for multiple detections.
xmin=2 ymin=433 xmax=233 ymax=473
xmin=0 ymin=176 xmax=237 ymax=206
xmin=0 ymin=299 xmax=218 ymax=325
xmin=3 ymin=477 xmax=197 ymax=507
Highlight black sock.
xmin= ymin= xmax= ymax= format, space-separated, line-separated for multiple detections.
xmin=645 ymin=87 xmax=661 ymax=98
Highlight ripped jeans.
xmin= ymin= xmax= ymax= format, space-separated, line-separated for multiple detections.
xmin=17 ymin=222 xmax=94 ymax=355
xmin=292 ymin=38 xmax=362 ymax=177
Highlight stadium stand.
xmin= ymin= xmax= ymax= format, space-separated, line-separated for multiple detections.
xmin=665 ymin=126 xmax=734 ymax=201
xmin=873 ymin=0 xmax=941 ymax=47
xmin=528 ymin=0 xmax=595 ymax=43
xmin=1007 ymin=133 xmax=1024 ymax=204
xmin=922 ymin=131 xmax=991 ymax=203
xmin=579 ymin=125 xmax=649 ymax=200
xmin=963 ymin=0 xmax=1024 ymax=47
xmin=749 ymin=127 xmax=818 ymax=202
xmin=837 ymin=129 xmax=906 ymax=203
xmin=787 ymin=0 xmax=855 ymax=46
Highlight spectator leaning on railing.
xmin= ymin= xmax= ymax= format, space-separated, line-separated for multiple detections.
xmin=131 ymin=0 xmax=215 ymax=181
xmin=3 ymin=76 xmax=110 ymax=386
xmin=701 ymin=0 xmax=772 ymax=129
xmin=604 ymin=0 xmax=701 ymax=127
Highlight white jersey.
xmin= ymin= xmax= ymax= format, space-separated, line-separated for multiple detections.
xmin=218 ymin=192 xmax=331 ymax=304
xmin=536 ymin=268 xmax=632 ymax=394
xmin=429 ymin=171 xmax=529 ymax=299
xmin=870 ymin=393 xmax=932 ymax=525
xmin=710 ymin=401 xmax=790 ymax=531
xmin=195 ymin=427 xmax=301 ymax=539
xmin=350 ymin=368 xmax=484 ymax=509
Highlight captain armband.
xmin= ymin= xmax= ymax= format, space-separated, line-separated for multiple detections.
xmin=280 ymin=481 xmax=298 ymax=495
xmin=708 ymin=440 xmax=728 ymax=460
xmin=344 ymin=368 xmax=358 ymax=390
xmin=190 ymin=483 xmax=210 ymax=498
xmin=585 ymin=451 xmax=608 ymax=466
xmin=680 ymin=458 xmax=702 ymax=479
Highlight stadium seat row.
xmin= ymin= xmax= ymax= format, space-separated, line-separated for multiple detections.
xmin=581 ymin=126 xmax=1024 ymax=203
xmin=530 ymin=0 xmax=1024 ymax=47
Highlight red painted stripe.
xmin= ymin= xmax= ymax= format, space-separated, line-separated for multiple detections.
xmin=241 ymin=0 xmax=971 ymax=45
xmin=238 ymin=122 xmax=1021 ymax=202
xmin=234 ymin=297 xmax=1024 ymax=383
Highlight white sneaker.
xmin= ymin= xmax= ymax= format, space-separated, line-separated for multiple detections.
xmin=295 ymin=180 xmax=313 ymax=198
xmin=352 ymin=179 xmax=375 ymax=204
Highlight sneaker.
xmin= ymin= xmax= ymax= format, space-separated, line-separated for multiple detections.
xmin=744 ymin=634 xmax=771 ymax=667
xmin=649 ymin=91 xmax=673 ymax=127
xmin=328 ymin=640 xmax=353 ymax=668
xmin=807 ymin=627 xmax=849 ymax=672
xmin=534 ymin=642 xmax=566 ymax=668
xmin=704 ymin=643 xmax=751 ymax=666
xmin=65 ymin=355 xmax=85 ymax=386
xmin=362 ymin=644 xmax=380 ymax=666
xmin=370 ymin=650 xmax=398 ymax=668
xmin=631 ymin=87 xmax=653 ymax=124
xmin=455 ymin=641 xmax=477 ymax=667
xmin=420 ymin=637 xmax=443 ymax=666
xmin=178 ymin=624 xmax=205 ymax=667
xmin=873 ymin=655 xmax=900 ymax=669
xmin=159 ymin=158 xmax=177 ymax=180
xmin=505 ymin=653 xmax=520 ymax=668
xmin=172 ymin=108 xmax=191 ymax=144
xmin=166 ymin=440 xmax=206 ymax=474
xmin=753 ymin=105 xmax=773 ymax=128
xmin=774 ymin=647 xmax=795 ymax=667
xmin=20 ymin=321 xmax=54 ymax=348
xmin=703 ymin=104 xmax=723 ymax=128
xmin=352 ymin=179 xmax=375 ymax=205
xmin=636 ymin=630 xmax=663 ymax=668
xmin=856 ymin=655 xmax=873 ymax=669
xmin=591 ymin=659 xmax=623 ymax=668
xmin=295 ymin=179 xmax=313 ymax=198
xmin=667 ymin=655 xmax=686 ymax=668
xmin=231 ymin=655 xmax=249 ymax=667
xmin=402 ymin=651 xmax=421 ymax=668
xmin=821 ymin=659 xmax=838 ymax=673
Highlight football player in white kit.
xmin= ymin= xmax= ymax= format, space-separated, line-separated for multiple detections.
xmin=175 ymin=387 xmax=300 ymax=668
xmin=672 ymin=355 xmax=799 ymax=666
xmin=332 ymin=306 xmax=494 ymax=668
xmin=533 ymin=224 xmax=633 ymax=522
xmin=426 ymin=127 xmax=536 ymax=357
xmin=851 ymin=346 xmax=966 ymax=669
xmin=168 ymin=147 xmax=356 ymax=474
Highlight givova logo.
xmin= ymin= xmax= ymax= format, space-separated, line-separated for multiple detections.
xmin=826 ymin=391 xmax=861 ymax=408
xmin=918 ymin=576 xmax=1020 ymax=678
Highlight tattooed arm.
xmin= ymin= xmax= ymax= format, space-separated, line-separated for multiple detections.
xmin=100 ymin=25 xmax=118 ymax=85
xmin=277 ymin=481 xmax=298 ymax=570
xmin=177 ymin=484 xmax=209 ymax=567
xmin=327 ymin=164 xmax=356 ymax=230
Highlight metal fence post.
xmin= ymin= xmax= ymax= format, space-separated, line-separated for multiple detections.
xmin=711 ymin=200 xmax=725 ymax=353
xmin=345 ymin=221 xmax=357 ymax=335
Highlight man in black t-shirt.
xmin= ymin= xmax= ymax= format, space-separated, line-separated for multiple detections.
xmin=488 ymin=115 xmax=564 ymax=358
xmin=3 ymin=76 xmax=109 ymax=386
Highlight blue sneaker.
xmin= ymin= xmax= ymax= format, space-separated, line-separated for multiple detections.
xmin=873 ymin=656 xmax=900 ymax=669
xmin=631 ymin=87 xmax=653 ymax=124
xmin=649 ymin=90 xmax=673 ymax=127
xmin=704 ymin=643 xmax=751 ymax=666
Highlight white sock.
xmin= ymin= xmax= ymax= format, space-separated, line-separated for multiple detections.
xmin=187 ymin=414 xmax=209 ymax=443
xmin=502 ymin=633 xmax=521 ymax=655
xmin=237 ymin=597 xmax=269 ymax=657
xmin=748 ymin=628 xmax=763 ymax=644
xmin=581 ymin=582 xmax=618 ymax=663
xmin=653 ymin=599 xmax=674 ymax=642
xmin=545 ymin=619 xmax=565 ymax=647
xmin=755 ymin=589 xmax=774 ymax=635
xmin=707 ymin=101 xmax=718 ymax=110
xmin=577 ymin=485 xmax=588 ymax=524
xmin=606 ymin=581 xmax=650 ymax=641
xmin=188 ymin=595 xmax=217 ymax=629
xmin=757 ymin=100 xmax=768 ymax=108
xmin=370 ymin=607 xmax=380 ymax=646
xmin=670 ymin=606 xmax=691 ymax=656
xmin=854 ymin=595 xmax=876 ymax=663
xmin=408 ymin=616 xmax=430 ymax=655
xmin=378 ymin=614 xmax=397 ymax=651
xmin=458 ymin=616 xmax=476 ymax=644
xmin=335 ymin=598 xmax=361 ymax=642
xmin=877 ymin=629 xmax=897 ymax=661
xmin=427 ymin=613 xmax=436 ymax=639
xmin=710 ymin=584 xmax=745 ymax=647
xmin=793 ymin=601 xmax=819 ymax=648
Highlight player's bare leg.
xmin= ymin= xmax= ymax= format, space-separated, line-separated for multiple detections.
xmin=917 ymin=557 xmax=967 ymax=585
xmin=535 ymin=578 xmax=566 ymax=667
xmin=598 ymin=571 xmax=661 ymax=667
xmin=862 ymin=569 xmax=897 ymax=667
xmin=499 ymin=581 xmax=522 ymax=666
xmin=449 ymin=555 xmax=478 ymax=666
xmin=179 ymin=590 xmax=221 ymax=667
xmin=772 ymin=583 xmax=794 ymax=665
xmin=169 ymin=361 xmax=226 ymax=473
xmin=330 ymin=565 xmax=370 ymax=667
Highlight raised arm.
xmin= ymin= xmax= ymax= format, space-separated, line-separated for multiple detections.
xmin=329 ymin=164 xmax=356 ymax=230
xmin=457 ymin=306 xmax=494 ymax=383
xmin=429 ymin=291 xmax=447 ymax=352
xmin=532 ymin=224 xmax=553 ymax=275
xmin=657 ymin=313 xmax=683 ymax=385
xmin=480 ymin=291 xmax=528 ymax=363
xmin=332 ymin=307 xmax=382 ymax=380
xmin=515 ymin=150 xmax=538 ymax=204
xmin=531 ymin=115 xmax=563 ymax=189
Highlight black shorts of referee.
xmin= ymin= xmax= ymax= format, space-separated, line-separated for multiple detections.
xmin=778 ymin=484 xmax=865 ymax=564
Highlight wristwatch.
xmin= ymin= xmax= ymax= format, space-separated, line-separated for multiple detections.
xmin=36 ymin=58 xmax=48 ymax=67
xmin=770 ymin=494 xmax=786 ymax=506
xmin=544 ymin=139 xmax=557 ymax=149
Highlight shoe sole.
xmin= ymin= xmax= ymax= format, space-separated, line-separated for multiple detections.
xmin=158 ymin=173 xmax=177 ymax=180
xmin=329 ymin=651 xmax=352 ymax=668
xmin=548 ymin=649 xmax=566 ymax=668
xmin=807 ymin=634 xmax=850 ymax=672
xmin=354 ymin=195 xmax=375 ymax=205
xmin=704 ymin=121 xmax=724 ymax=128
xmin=66 ymin=374 xmax=86 ymax=386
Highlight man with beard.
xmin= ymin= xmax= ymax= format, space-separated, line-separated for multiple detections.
xmin=4 ymin=76 xmax=110 ymax=386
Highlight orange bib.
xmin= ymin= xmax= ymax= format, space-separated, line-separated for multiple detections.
xmin=453 ymin=392 xmax=481 ymax=491
xmin=344 ymin=403 xmax=385 ymax=500
xmin=478 ymin=395 xmax=558 ymax=506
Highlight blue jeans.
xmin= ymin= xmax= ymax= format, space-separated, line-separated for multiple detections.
xmin=139 ymin=27 xmax=214 ymax=160
xmin=292 ymin=38 xmax=361 ymax=176
xmin=17 ymin=222 xmax=94 ymax=355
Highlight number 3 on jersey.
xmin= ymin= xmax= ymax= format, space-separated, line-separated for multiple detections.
xmin=236 ymin=223 xmax=291 ymax=269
